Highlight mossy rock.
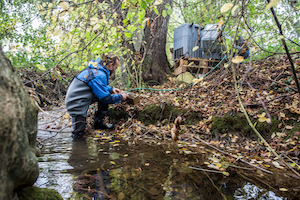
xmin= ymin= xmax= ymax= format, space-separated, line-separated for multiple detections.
xmin=17 ymin=186 xmax=63 ymax=200
xmin=211 ymin=112 xmax=281 ymax=139
xmin=110 ymin=103 xmax=202 ymax=125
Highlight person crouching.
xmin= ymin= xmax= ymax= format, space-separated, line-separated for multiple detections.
xmin=65 ymin=54 xmax=128 ymax=138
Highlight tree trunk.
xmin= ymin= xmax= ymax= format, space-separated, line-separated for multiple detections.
xmin=141 ymin=0 xmax=173 ymax=85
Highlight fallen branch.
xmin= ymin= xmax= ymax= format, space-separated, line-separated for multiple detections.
xmin=203 ymin=171 xmax=227 ymax=200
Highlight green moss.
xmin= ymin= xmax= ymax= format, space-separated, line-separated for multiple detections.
xmin=110 ymin=103 xmax=202 ymax=126
xmin=134 ymin=103 xmax=202 ymax=125
xmin=211 ymin=112 xmax=281 ymax=139
xmin=17 ymin=186 xmax=63 ymax=200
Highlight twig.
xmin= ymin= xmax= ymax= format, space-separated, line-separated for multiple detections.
xmin=189 ymin=166 xmax=228 ymax=174
xmin=158 ymin=103 xmax=166 ymax=122
xmin=203 ymin=171 xmax=227 ymax=200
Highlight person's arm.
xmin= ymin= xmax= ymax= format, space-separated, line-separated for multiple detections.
xmin=101 ymin=93 xmax=128 ymax=104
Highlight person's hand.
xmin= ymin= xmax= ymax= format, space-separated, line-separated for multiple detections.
xmin=121 ymin=93 xmax=129 ymax=100
xmin=113 ymin=88 xmax=121 ymax=94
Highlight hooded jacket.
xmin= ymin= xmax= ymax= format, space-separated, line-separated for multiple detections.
xmin=65 ymin=58 xmax=122 ymax=117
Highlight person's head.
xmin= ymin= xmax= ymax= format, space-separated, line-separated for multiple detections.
xmin=102 ymin=53 xmax=119 ymax=74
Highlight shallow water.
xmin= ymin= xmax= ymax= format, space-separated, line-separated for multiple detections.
xmin=35 ymin=108 xmax=290 ymax=200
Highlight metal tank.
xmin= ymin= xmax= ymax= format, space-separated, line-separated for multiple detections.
xmin=173 ymin=23 xmax=225 ymax=60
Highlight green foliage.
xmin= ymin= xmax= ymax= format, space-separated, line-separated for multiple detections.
xmin=1 ymin=0 xmax=168 ymax=84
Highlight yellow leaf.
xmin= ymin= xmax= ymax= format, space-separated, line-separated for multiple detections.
xmin=110 ymin=161 xmax=116 ymax=165
xmin=279 ymin=35 xmax=284 ymax=39
xmin=64 ymin=114 xmax=69 ymax=119
xmin=279 ymin=188 xmax=288 ymax=191
xmin=192 ymin=46 xmax=199 ymax=51
xmin=258 ymin=117 xmax=267 ymax=122
xmin=257 ymin=112 xmax=266 ymax=118
xmin=222 ymin=171 xmax=229 ymax=176
xmin=232 ymin=56 xmax=244 ymax=64
xmin=216 ymin=163 xmax=222 ymax=168
xmin=204 ymin=162 xmax=210 ymax=165
xmin=280 ymin=112 xmax=285 ymax=118
xmin=218 ymin=18 xmax=224 ymax=28
xmin=231 ymin=5 xmax=239 ymax=15
xmin=290 ymin=162 xmax=296 ymax=167
xmin=266 ymin=118 xmax=271 ymax=123
xmin=265 ymin=0 xmax=280 ymax=11
xmin=59 ymin=2 xmax=69 ymax=10
xmin=220 ymin=3 xmax=233 ymax=13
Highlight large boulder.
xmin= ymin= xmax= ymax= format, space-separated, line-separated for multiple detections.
xmin=0 ymin=45 xmax=40 ymax=199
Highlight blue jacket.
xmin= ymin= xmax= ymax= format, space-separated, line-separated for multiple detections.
xmin=77 ymin=58 xmax=122 ymax=104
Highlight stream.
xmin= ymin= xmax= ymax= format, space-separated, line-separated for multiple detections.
xmin=35 ymin=107 xmax=290 ymax=200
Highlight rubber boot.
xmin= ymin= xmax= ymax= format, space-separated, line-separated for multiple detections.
xmin=72 ymin=115 xmax=87 ymax=138
xmin=94 ymin=111 xmax=114 ymax=130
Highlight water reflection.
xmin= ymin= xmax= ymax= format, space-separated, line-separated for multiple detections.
xmin=35 ymin=131 xmax=74 ymax=199
xmin=35 ymin=131 xmax=291 ymax=200
xmin=234 ymin=182 xmax=286 ymax=200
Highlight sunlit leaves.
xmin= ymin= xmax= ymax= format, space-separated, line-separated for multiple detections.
xmin=154 ymin=7 xmax=159 ymax=15
xmin=90 ymin=17 xmax=99 ymax=25
xmin=154 ymin=0 xmax=163 ymax=6
xmin=265 ymin=0 xmax=280 ymax=11
xmin=59 ymin=2 xmax=69 ymax=10
xmin=36 ymin=64 xmax=46 ymax=71
xmin=220 ymin=3 xmax=233 ymax=13
xmin=141 ymin=1 xmax=147 ymax=9
xmin=231 ymin=5 xmax=239 ymax=15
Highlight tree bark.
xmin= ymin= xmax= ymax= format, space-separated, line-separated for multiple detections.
xmin=141 ymin=0 xmax=173 ymax=85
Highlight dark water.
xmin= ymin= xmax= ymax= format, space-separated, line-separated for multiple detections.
xmin=35 ymin=108 xmax=289 ymax=200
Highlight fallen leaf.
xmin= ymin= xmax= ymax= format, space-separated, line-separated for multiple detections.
xmin=279 ymin=188 xmax=288 ymax=191
xmin=232 ymin=56 xmax=244 ymax=64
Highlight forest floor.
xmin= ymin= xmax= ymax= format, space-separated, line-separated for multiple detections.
xmin=21 ymin=55 xmax=300 ymax=198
